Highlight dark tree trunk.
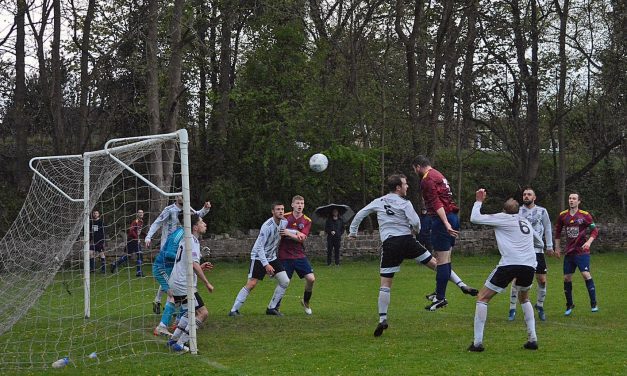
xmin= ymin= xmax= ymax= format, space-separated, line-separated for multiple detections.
xmin=554 ymin=0 xmax=570 ymax=211
xmin=51 ymin=0 xmax=65 ymax=154
xmin=78 ymin=0 xmax=96 ymax=152
xmin=14 ymin=0 xmax=28 ymax=191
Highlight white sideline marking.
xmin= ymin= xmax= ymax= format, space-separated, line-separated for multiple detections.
xmin=197 ymin=357 xmax=233 ymax=372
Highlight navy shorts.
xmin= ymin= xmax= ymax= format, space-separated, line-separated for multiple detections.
xmin=281 ymin=258 xmax=314 ymax=279
xmin=430 ymin=212 xmax=459 ymax=251
xmin=563 ymin=254 xmax=591 ymax=274
xmin=126 ymin=240 xmax=141 ymax=254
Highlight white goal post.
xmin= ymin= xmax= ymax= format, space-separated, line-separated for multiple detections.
xmin=0 ymin=129 xmax=201 ymax=369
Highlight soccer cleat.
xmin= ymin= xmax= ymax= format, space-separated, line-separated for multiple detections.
xmin=460 ymin=286 xmax=479 ymax=296
xmin=171 ymin=343 xmax=189 ymax=354
xmin=591 ymin=305 xmax=599 ymax=313
xmin=301 ymin=299 xmax=313 ymax=315
xmin=166 ymin=339 xmax=176 ymax=348
xmin=468 ymin=343 xmax=485 ymax=352
xmin=564 ymin=304 xmax=575 ymax=316
xmin=265 ymin=308 xmax=284 ymax=316
xmin=152 ymin=301 xmax=161 ymax=315
xmin=228 ymin=310 xmax=242 ymax=317
xmin=508 ymin=309 xmax=516 ymax=321
xmin=425 ymin=298 xmax=448 ymax=311
xmin=425 ymin=292 xmax=437 ymax=302
xmin=373 ymin=320 xmax=388 ymax=337
xmin=523 ymin=341 xmax=538 ymax=350
xmin=153 ymin=325 xmax=172 ymax=337
xmin=136 ymin=271 xmax=144 ymax=277
xmin=535 ymin=304 xmax=546 ymax=321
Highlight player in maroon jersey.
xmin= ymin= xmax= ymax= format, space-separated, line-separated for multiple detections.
xmin=278 ymin=195 xmax=316 ymax=315
xmin=111 ymin=209 xmax=146 ymax=276
xmin=412 ymin=155 xmax=477 ymax=311
xmin=554 ymin=192 xmax=599 ymax=315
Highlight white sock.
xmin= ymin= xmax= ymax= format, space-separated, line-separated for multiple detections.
xmin=378 ymin=287 xmax=391 ymax=322
xmin=450 ymin=270 xmax=467 ymax=288
xmin=268 ymin=272 xmax=289 ymax=309
xmin=171 ymin=314 xmax=188 ymax=341
xmin=509 ymin=285 xmax=519 ymax=310
xmin=155 ymin=288 xmax=164 ymax=303
xmin=178 ymin=319 xmax=201 ymax=345
xmin=473 ymin=301 xmax=488 ymax=346
xmin=521 ymin=301 xmax=537 ymax=342
xmin=536 ymin=282 xmax=546 ymax=308
xmin=231 ymin=287 xmax=250 ymax=312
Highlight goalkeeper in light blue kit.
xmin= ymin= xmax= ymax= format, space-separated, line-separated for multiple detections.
xmin=145 ymin=196 xmax=211 ymax=314
xmin=152 ymin=223 xmax=185 ymax=337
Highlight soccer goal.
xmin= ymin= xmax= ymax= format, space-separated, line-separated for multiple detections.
xmin=0 ymin=129 xmax=201 ymax=369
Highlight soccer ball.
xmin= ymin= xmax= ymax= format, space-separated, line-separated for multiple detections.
xmin=309 ymin=153 xmax=328 ymax=172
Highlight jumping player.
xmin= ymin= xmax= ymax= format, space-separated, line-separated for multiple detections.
xmin=349 ymin=174 xmax=438 ymax=337
xmin=412 ymin=155 xmax=478 ymax=310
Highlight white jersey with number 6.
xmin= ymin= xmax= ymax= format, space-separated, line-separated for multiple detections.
xmin=350 ymin=193 xmax=420 ymax=242
xmin=168 ymin=235 xmax=201 ymax=296
xmin=470 ymin=202 xmax=537 ymax=268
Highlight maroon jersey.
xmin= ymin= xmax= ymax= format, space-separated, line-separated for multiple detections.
xmin=555 ymin=209 xmax=598 ymax=255
xmin=420 ymin=168 xmax=459 ymax=215
xmin=278 ymin=212 xmax=312 ymax=260
xmin=127 ymin=218 xmax=144 ymax=240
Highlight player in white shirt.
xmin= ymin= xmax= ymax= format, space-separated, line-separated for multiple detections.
xmin=349 ymin=174 xmax=440 ymax=337
xmin=146 ymin=195 xmax=211 ymax=314
xmin=228 ymin=202 xmax=290 ymax=316
xmin=468 ymin=189 xmax=539 ymax=352
xmin=167 ymin=213 xmax=214 ymax=353
xmin=509 ymin=188 xmax=553 ymax=321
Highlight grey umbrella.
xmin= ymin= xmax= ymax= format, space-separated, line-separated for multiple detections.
xmin=313 ymin=204 xmax=355 ymax=226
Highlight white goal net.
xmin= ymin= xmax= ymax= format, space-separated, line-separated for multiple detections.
xmin=0 ymin=130 xmax=198 ymax=369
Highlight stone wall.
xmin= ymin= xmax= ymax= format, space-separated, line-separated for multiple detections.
xmin=201 ymin=223 xmax=627 ymax=260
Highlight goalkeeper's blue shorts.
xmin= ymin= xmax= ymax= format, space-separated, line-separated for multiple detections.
xmin=152 ymin=263 xmax=173 ymax=292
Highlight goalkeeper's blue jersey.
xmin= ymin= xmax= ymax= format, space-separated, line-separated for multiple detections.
xmin=154 ymin=227 xmax=184 ymax=271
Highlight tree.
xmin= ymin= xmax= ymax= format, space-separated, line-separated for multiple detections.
xmin=554 ymin=0 xmax=570 ymax=211
xmin=14 ymin=0 xmax=28 ymax=190
xmin=51 ymin=0 xmax=65 ymax=154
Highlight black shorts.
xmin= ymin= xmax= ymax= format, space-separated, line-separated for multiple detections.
xmin=535 ymin=253 xmax=547 ymax=274
xmin=90 ymin=242 xmax=104 ymax=253
xmin=173 ymin=292 xmax=204 ymax=310
xmin=485 ymin=265 xmax=535 ymax=293
xmin=248 ymin=259 xmax=285 ymax=280
xmin=380 ymin=235 xmax=432 ymax=277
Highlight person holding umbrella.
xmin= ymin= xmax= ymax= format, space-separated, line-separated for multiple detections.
xmin=325 ymin=208 xmax=345 ymax=266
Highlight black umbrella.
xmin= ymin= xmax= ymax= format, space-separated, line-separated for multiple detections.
xmin=313 ymin=204 xmax=355 ymax=226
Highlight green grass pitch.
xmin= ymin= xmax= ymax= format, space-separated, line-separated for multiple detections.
xmin=7 ymin=253 xmax=627 ymax=375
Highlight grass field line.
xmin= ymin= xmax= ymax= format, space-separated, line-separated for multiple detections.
xmin=196 ymin=357 xmax=235 ymax=373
